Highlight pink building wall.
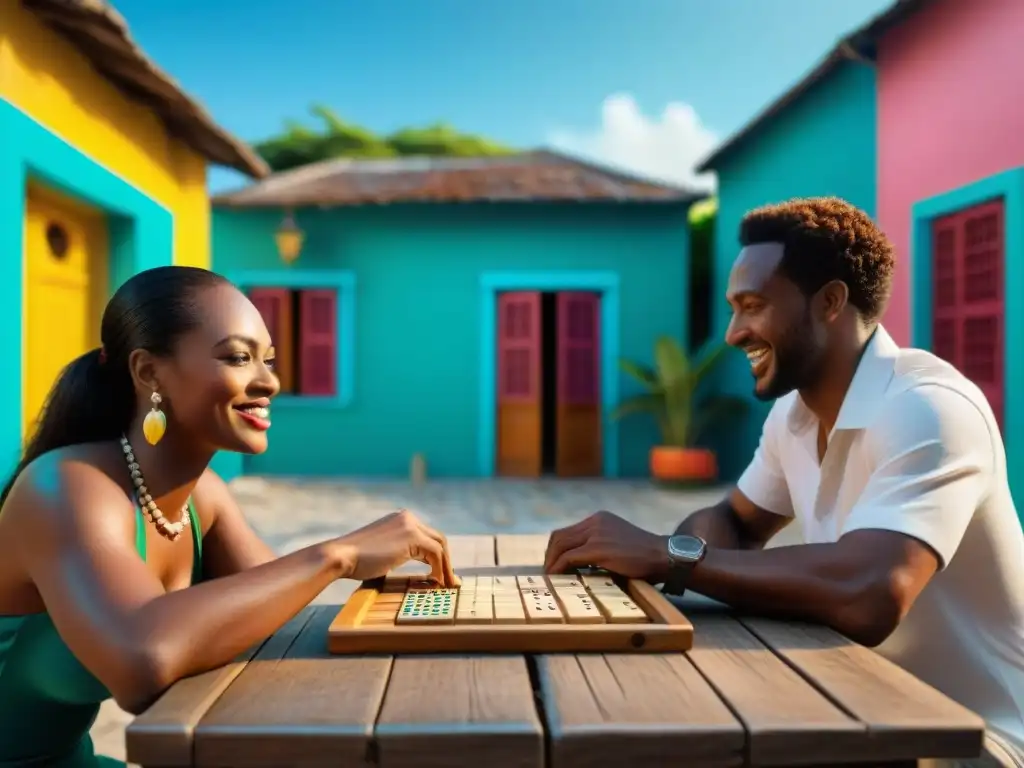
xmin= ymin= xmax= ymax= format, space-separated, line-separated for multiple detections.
xmin=876 ymin=0 xmax=1024 ymax=344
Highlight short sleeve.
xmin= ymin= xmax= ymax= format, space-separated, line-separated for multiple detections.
xmin=840 ymin=384 xmax=996 ymax=569
xmin=736 ymin=400 xmax=795 ymax=518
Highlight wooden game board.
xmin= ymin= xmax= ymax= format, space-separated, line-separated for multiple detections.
xmin=327 ymin=565 xmax=694 ymax=654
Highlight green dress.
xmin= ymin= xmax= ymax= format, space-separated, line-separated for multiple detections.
xmin=0 ymin=502 xmax=203 ymax=767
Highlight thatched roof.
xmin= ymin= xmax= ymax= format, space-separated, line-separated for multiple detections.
xmin=22 ymin=0 xmax=269 ymax=178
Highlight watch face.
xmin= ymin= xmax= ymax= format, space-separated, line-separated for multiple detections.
xmin=668 ymin=535 xmax=706 ymax=561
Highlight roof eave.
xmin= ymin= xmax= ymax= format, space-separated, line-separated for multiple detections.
xmin=695 ymin=45 xmax=858 ymax=174
xmin=210 ymin=194 xmax=701 ymax=209
xmin=695 ymin=0 xmax=933 ymax=175
xmin=845 ymin=0 xmax=936 ymax=53
xmin=535 ymin=148 xmax=704 ymax=200
xmin=23 ymin=0 xmax=269 ymax=179
xmin=208 ymin=147 xmax=704 ymax=208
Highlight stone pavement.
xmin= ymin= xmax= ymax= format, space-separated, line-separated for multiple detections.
xmin=90 ymin=477 xmax=802 ymax=763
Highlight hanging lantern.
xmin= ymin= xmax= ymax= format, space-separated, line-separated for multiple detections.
xmin=274 ymin=210 xmax=304 ymax=264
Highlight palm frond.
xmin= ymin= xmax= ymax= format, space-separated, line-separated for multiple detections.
xmin=614 ymin=335 xmax=747 ymax=448
xmin=688 ymin=341 xmax=735 ymax=387
xmin=611 ymin=393 xmax=663 ymax=421
xmin=653 ymin=335 xmax=689 ymax=385
xmin=618 ymin=359 xmax=659 ymax=389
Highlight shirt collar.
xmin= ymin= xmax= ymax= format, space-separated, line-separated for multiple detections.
xmin=786 ymin=325 xmax=899 ymax=435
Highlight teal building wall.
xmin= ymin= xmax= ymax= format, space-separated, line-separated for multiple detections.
xmin=213 ymin=201 xmax=692 ymax=479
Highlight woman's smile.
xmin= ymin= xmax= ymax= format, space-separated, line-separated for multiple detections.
xmin=232 ymin=399 xmax=272 ymax=431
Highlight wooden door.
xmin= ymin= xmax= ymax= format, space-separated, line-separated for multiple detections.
xmin=931 ymin=200 xmax=1004 ymax=427
xmin=23 ymin=183 xmax=108 ymax=441
xmin=556 ymin=291 xmax=602 ymax=477
xmin=496 ymin=291 xmax=542 ymax=476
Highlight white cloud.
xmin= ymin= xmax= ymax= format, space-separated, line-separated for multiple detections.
xmin=546 ymin=93 xmax=719 ymax=192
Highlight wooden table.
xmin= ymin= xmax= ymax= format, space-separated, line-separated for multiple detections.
xmin=126 ymin=535 xmax=986 ymax=768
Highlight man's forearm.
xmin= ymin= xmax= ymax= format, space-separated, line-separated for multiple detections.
xmin=674 ymin=503 xmax=763 ymax=550
xmin=686 ymin=543 xmax=898 ymax=646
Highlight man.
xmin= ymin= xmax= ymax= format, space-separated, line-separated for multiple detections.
xmin=545 ymin=197 xmax=1024 ymax=768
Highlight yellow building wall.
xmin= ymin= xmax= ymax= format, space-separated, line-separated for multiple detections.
xmin=0 ymin=2 xmax=216 ymax=436
xmin=0 ymin=0 xmax=211 ymax=269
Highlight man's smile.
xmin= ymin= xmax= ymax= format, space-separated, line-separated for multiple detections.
xmin=746 ymin=346 xmax=771 ymax=377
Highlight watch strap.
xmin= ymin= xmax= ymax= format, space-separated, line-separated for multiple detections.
xmin=661 ymin=534 xmax=708 ymax=596
xmin=662 ymin=563 xmax=694 ymax=596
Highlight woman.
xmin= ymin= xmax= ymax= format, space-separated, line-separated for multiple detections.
xmin=0 ymin=266 xmax=457 ymax=767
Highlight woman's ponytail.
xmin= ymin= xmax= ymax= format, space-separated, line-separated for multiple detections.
xmin=0 ymin=265 xmax=230 ymax=509
xmin=0 ymin=346 xmax=134 ymax=507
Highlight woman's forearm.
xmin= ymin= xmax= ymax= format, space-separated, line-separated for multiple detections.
xmin=125 ymin=541 xmax=348 ymax=711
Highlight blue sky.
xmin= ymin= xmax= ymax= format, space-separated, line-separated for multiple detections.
xmin=112 ymin=0 xmax=892 ymax=193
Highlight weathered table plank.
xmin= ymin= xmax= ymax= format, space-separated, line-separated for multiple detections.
xmin=742 ymin=618 xmax=986 ymax=762
xmin=448 ymin=534 xmax=499 ymax=568
xmin=537 ymin=652 xmax=745 ymax=767
xmin=193 ymin=604 xmax=389 ymax=767
xmin=687 ymin=615 xmax=866 ymax=766
xmin=376 ymin=655 xmax=543 ymax=768
xmin=495 ymin=534 xmax=548 ymax=567
xmin=375 ymin=533 xmax=544 ymax=768
xmin=125 ymin=606 xmax=317 ymax=767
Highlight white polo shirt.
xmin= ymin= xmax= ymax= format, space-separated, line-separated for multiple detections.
xmin=738 ymin=325 xmax=1024 ymax=756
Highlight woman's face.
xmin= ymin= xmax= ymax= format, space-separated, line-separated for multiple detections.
xmin=154 ymin=283 xmax=280 ymax=455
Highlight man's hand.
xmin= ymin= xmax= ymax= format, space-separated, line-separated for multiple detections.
xmin=544 ymin=511 xmax=670 ymax=581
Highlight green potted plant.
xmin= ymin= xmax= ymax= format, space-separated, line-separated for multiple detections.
xmin=612 ymin=336 xmax=748 ymax=483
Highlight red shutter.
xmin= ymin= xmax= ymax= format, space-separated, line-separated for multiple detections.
xmin=931 ymin=201 xmax=1004 ymax=426
xmin=555 ymin=291 xmax=602 ymax=477
xmin=930 ymin=216 xmax=958 ymax=368
xmin=298 ymin=289 xmax=337 ymax=396
xmin=248 ymin=288 xmax=294 ymax=392
xmin=497 ymin=292 xmax=542 ymax=403
xmin=960 ymin=201 xmax=1004 ymax=427
xmin=557 ymin=292 xmax=600 ymax=405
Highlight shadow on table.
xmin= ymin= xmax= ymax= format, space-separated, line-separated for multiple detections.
xmin=665 ymin=591 xmax=731 ymax=614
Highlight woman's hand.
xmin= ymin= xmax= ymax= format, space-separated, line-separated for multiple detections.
xmin=333 ymin=509 xmax=459 ymax=586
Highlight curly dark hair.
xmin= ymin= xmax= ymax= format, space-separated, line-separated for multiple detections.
xmin=739 ymin=197 xmax=895 ymax=323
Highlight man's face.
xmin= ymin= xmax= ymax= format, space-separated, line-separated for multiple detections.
xmin=725 ymin=243 xmax=827 ymax=401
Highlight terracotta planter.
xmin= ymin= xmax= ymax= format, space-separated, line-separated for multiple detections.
xmin=650 ymin=446 xmax=717 ymax=482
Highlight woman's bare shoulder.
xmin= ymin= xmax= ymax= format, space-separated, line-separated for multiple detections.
xmin=2 ymin=443 xmax=135 ymax=537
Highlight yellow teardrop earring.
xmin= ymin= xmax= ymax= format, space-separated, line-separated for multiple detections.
xmin=142 ymin=390 xmax=167 ymax=446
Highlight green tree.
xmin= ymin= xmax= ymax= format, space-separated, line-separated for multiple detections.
xmin=387 ymin=123 xmax=513 ymax=157
xmin=253 ymin=105 xmax=516 ymax=172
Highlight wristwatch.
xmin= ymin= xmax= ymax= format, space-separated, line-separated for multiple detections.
xmin=661 ymin=534 xmax=708 ymax=596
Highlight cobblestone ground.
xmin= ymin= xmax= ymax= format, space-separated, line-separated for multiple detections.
xmin=91 ymin=477 xmax=802 ymax=763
